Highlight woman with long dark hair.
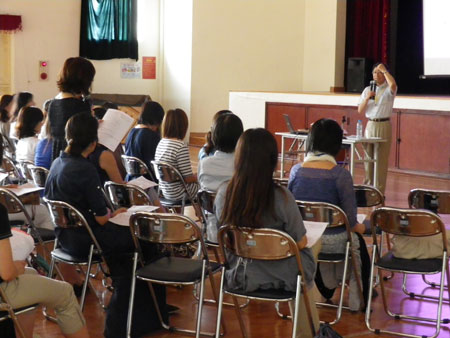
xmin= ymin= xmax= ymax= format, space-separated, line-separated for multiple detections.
xmin=9 ymin=92 xmax=34 ymax=140
xmin=214 ymin=128 xmax=319 ymax=337
xmin=15 ymin=107 xmax=44 ymax=162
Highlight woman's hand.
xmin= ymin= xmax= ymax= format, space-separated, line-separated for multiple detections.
xmin=353 ymin=223 xmax=366 ymax=235
xmin=297 ymin=236 xmax=308 ymax=250
xmin=112 ymin=207 xmax=127 ymax=217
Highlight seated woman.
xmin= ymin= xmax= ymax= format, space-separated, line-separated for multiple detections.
xmin=288 ymin=118 xmax=368 ymax=311
xmin=214 ymin=128 xmax=319 ymax=338
xmin=0 ymin=94 xmax=16 ymax=157
xmin=125 ymin=101 xmax=165 ymax=181
xmin=15 ymin=106 xmax=44 ymax=162
xmin=9 ymin=92 xmax=35 ymax=140
xmin=197 ymin=113 xmax=243 ymax=242
xmin=0 ymin=146 xmax=89 ymax=338
xmin=154 ymin=108 xmax=198 ymax=201
xmin=198 ymin=110 xmax=232 ymax=161
xmin=35 ymin=99 xmax=53 ymax=169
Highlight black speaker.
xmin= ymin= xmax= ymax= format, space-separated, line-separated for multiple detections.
xmin=346 ymin=57 xmax=372 ymax=93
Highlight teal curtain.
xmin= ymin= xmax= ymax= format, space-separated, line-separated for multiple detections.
xmin=80 ymin=0 xmax=138 ymax=60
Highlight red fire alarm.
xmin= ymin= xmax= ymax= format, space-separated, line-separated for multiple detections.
xmin=39 ymin=60 xmax=48 ymax=80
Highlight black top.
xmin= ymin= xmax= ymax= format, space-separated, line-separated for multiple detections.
xmin=48 ymin=98 xmax=91 ymax=162
xmin=0 ymin=204 xmax=12 ymax=283
xmin=45 ymin=152 xmax=107 ymax=256
xmin=88 ymin=143 xmax=110 ymax=186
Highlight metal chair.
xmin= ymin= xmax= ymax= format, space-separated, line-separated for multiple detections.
xmin=296 ymin=200 xmax=364 ymax=325
xmin=121 ymin=154 xmax=156 ymax=182
xmin=28 ymin=165 xmax=49 ymax=188
xmin=273 ymin=177 xmax=289 ymax=188
xmin=197 ymin=189 xmax=220 ymax=258
xmin=1 ymin=133 xmax=16 ymax=161
xmin=404 ymin=189 xmax=450 ymax=293
xmin=365 ymin=207 xmax=450 ymax=338
xmin=1 ymin=156 xmax=26 ymax=184
xmin=215 ymin=225 xmax=317 ymax=338
xmin=104 ymin=180 xmax=153 ymax=210
xmin=127 ymin=212 xmax=223 ymax=338
xmin=17 ymin=160 xmax=34 ymax=182
xmin=43 ymin=198 xmax=110 ymax=312
xmin=0 ymin=288 xmax=37 ymax=338
xmin=151 ymin=160 xmax=201 ymax=215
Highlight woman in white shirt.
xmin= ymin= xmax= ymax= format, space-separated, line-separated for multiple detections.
xmin=15 ymin=106 xmax=44 ymax=162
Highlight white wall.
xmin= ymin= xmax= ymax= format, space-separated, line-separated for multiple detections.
xmin=190 ymin=0 xmax=306 ymax=132
xmin=0 ymin=0 xmax=161 ymax=108
xmin=160 ymin=0 xmax=193 ymax=118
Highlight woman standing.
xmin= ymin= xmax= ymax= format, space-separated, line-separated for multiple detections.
xmin=48 ymin=57 xmax=95 ymax=162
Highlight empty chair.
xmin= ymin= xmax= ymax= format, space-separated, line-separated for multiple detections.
xmin=215 ymin=225 xmax=317 ymax=338
xmin=127 ymin=212 xmax=222 ymax=338
xmin=354 ymin=184 xmax=385 ymax=234
xmin=17 ymin=159 xmax=34 ymax=182
xmin=1 ymin=155 xmax=25 ymax=184
xmin=121 ymin=154 xmax=156 ymax=182
xmin=409 ymin=188 xmax=450 ymax=214
xmin=297 ymin=200 xmax=364 ymax=325
xmin=366 ymin=207 xmax=450 ymax=338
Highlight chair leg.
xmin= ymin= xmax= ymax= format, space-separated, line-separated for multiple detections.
xmin=195 ymin=260 xmax=207 ymax=338
xmin=215 ymin=267 xmax=226 ymax=338
xmin=80 ymin=245 xmax=95 ymax=312
xmin=43 ymin=257 xmax=58 ymax=323
xmin=126 ymin=252 xmax=139 ymax=338
xmin=365 ymin=244 xmax=377 ymax=332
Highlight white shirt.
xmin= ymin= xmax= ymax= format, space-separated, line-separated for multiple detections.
xmin=358 ymin=82 xmax=397 ymax=119
xmin=198 ymin=150 xmax=235 ymax=242
xmin=16 ymin=136 xmax=39 ymax=162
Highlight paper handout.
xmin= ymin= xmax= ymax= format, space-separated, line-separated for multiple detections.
xmin=97 ymin=109 xmax=135 ymax=151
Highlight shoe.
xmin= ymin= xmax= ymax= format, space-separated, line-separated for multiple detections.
xmin=166 ymin=304 xmax=180 ymax=314
xmin=371 ymin=288 xmax=379 ymax=299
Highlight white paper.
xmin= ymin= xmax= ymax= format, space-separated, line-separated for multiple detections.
xmin=357 ymin=213 xmax=367 ymax=224
xmin=303 ymin=221 xmax=328 ymax=248
xmin=127 ymin=176 xmax=158 ymax=190
xmin=0 ymin=172 xmax=8 ymax=182
xmin=7 ymin=182 xmax=43 ymax=196
xmin=109 ymin=205 xmax=160 ymax=226
xmin=97 ymin=109 xmax=135 ymax=151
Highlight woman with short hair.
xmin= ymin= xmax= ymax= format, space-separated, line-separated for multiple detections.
xmin=15 ymin=106 xmax=44 ymax=162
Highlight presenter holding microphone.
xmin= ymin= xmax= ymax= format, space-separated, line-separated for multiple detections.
xmin=357 ymin=63 xmax=397 ymax=194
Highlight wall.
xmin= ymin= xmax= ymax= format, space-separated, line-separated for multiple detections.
xmin=302 ymin=0 xmax=347 ymax=92
xmin=190 ymin=0 xmax=306 ymax=132
xmin=0 ymin=0 xmax=161 ymax=108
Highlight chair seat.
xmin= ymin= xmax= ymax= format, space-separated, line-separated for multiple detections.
xmin=159 ymin=196 xmax=193 ymax=207
xmin=136 ymin=256 xmax=220 ymax=283
xmin=34 ymin=228 xmax=56 ymax=243
xmin=318 ymin=252 xmax=346 ymax=261
xmin=51 ymin=248 xmax=103 ymax=265
xmin=377 ymin=252 xmax=443 ymax=273
xmin=224 ymin=286 xmax=296 ymax=300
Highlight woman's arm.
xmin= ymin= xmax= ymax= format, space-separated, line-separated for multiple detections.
xmin=95 ymin=207 xmax=127 ymax=225
xmin=99 ymin=150 xmax=125 ymax=184
xmin=0 ymin=238 xmax=26 ymax=281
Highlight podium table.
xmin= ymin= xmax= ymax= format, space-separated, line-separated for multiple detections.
xmin=275 ymin=132 xmax=386 ymax=185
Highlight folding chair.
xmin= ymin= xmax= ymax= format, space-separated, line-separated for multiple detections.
xmin=0 ymin=288 xmax=37 ymax=338
xmin=1 ymin=133 xmax=16 ymax=161
xmin=273 ymin=177 xmax=289 ymax=188
xmin=197 ymin=189 xmax=220 ymax=259
xmin=365 ymin=207 xmax=450 ymax=338
xmin=121 ymin=154 xmax=156 ymax=182
xmin=43 ymin=198 xmax=110 ymax=312
xmin=403 ymin=189 xmax=450 ymax=293
xmin=28 ymin=165 xmax=49 ymax=188
xmin=215 ymin=225 xmax=317 ymax=338
xmin=296 ymin=200 xmax=364 ymax=325
xmin=104 ymin=180 xmax=153 ymax=210
xmin=1 ymin=156 xmax=25 ymax=184
xmin=151 ymin=160 xmax=201 ymax=215
xmin=17 ymin=160 xmax=34 ymax=182
xmin=127 ymin=212 xmax=223 ymax=338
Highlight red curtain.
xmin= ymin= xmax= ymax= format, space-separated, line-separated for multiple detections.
xmin=346 ymin=0 xmax=390 ymax=64
xmin=0 ymin=15 xmax=22 ymax=33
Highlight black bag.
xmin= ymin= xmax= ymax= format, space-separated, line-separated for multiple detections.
xmin=104 ymin=276 xmax=167 ymax=338
xmin=314 ymin=323 xmax=343 ymax=338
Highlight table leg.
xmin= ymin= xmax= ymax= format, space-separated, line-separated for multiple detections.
xmin=350 ymin=144 xmax=355 ymax=177
xmin=280 ymin=136 xmax=285 ymax=178
xmin=373 ymin=142 xmax=379 ymax=189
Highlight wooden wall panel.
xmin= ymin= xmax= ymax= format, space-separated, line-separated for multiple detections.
xmin=398 ymin=112 xmax=450 ymax=174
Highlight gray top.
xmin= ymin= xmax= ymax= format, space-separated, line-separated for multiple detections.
xmin=214 ymin=184 xmax=316 ymax=292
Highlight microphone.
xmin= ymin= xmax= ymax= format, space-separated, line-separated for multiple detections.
xmin=369 ymin=80 xmax=376 ymax=100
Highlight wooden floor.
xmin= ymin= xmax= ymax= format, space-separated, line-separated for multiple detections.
xmin=33 ymin=147 xmax=450 ymax=338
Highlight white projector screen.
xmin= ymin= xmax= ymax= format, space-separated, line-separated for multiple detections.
xmin=423 ymin=0 xmax=450 ymax=76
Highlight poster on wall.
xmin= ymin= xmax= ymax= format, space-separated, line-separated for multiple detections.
xmin=120 ymin=62 xmax=141 ymax=79
xmin=142 ymin=57 xmax=156 ymax=79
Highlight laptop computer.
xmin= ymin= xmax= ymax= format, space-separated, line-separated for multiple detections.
xmin=283 ymin=114 xmax=308 ymax=135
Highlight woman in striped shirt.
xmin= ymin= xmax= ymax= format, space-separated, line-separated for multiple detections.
xmin=155 ymin=108 xmax=199 ymax=201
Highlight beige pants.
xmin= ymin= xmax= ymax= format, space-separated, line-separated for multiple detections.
xmin=0 ymin=268 xmax=86 ymax=335
xmin=364 ymin=120 xmax=392 ymax=194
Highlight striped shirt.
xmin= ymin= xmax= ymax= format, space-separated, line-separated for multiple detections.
xmin=155 ymin=138 xmax=197 ymax=200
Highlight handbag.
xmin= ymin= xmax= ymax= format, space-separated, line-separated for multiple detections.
xmin=314 ymin=323 xmax=343 ymax=338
